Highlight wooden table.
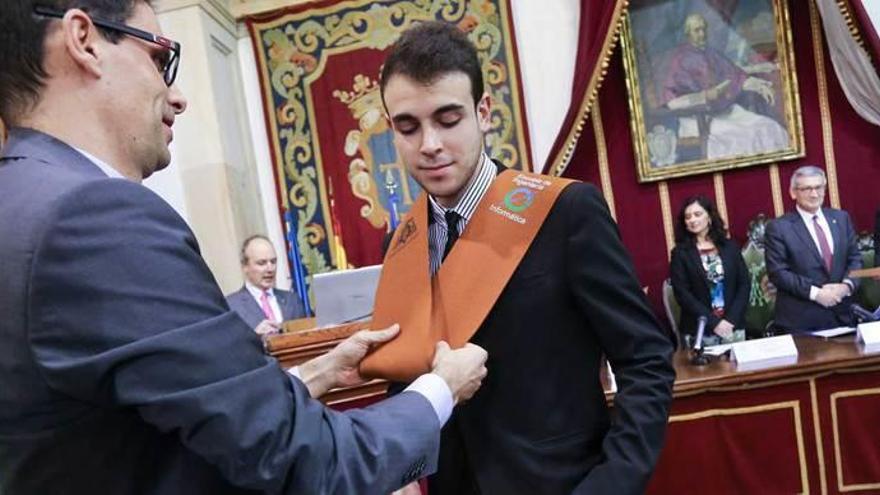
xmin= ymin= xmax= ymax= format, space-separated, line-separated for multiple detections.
xmin=268 ymin=328 xmax=880 ymax=493
xmin=647 ymin=336 xmax=880 ymax=495
xmin=266 ymin=321 xmax=385 ymax=407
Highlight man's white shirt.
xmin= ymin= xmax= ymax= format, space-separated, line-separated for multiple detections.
xmin=244 ymin=282 xmax=283 ymax=323
xmin=795 ymin=206 xmax=853 ymax=300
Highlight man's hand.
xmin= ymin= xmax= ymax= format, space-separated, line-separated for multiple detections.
xmin=430 ymin=341 xmax=488 ymax=404
xmin=299 ymin=324 xmax=401 ymax=398
xmin=815 ymin=286 xmax=842 ymax=308
xmin=713 ymin=319 xmax=734 ymax=338
xmin=824 ymin=283 xmax=852 ymax=301
xmin=743 ymin=76 xmax=775 ymax=105
xmin=391 ymin=481 xmax=422 ymax=495
xmin=254 ymin=319 xmax=280 ymax=337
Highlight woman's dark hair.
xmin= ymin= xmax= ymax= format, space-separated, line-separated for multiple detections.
xmin=674 ymin=195 xmax=728 ymax=246
xmin=0 ymin=1 xmax=147 ymax=124
xmin=379 ymin=21 xmax=484 ymax=107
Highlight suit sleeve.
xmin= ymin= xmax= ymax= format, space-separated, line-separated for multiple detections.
xmin=669 ymin=245 xmax=720 ymax=332
xmin=562 ymin=184 xmax=676 ymax=495
xmin=726 ymin=242 xmax=751 ymax=328
xmin=764 ymin=219 xmax=814 ymax=300
xmin=841 ymin=212 xmax=862 ymax=289
xmin=281 ymin=290 xmax=307 ymax=320
xmin=27 ymin=180 xmax=439 ymax=494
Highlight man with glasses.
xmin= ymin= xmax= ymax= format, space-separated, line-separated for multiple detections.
xmin=765 ymin=165 xmax=862 ymax=332
xmin=0 ymin=2 xmax=488 ymax=494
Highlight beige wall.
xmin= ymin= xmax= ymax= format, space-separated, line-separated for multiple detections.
xmin=151 ymin=1 xmax=268 ymax=294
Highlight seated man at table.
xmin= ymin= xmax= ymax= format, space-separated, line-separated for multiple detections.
xmin=226 ymin=235 xmax=305 ymax=335
xmin=765 ymin=166 xmax=861 ymax=332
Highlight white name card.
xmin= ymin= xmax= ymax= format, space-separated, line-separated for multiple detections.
xmin=857 ymin=321 xmax=880 ymax=346
xmin=732 ymin=335 xmax=799 ymax=367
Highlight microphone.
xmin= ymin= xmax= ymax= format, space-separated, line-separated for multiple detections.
xmin=850 ymin=304 xmax=878 ymax=324
xmin=693 ymin=315 xmax=708 ymax=350
xmin=690 ymin=315 xmax=710 ymax=365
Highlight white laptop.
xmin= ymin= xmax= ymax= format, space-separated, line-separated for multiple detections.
xmin=312 ymin=264 xmax=382 ymax=327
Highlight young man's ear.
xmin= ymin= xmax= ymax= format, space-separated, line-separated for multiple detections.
xmin=61 ymin=9 xmax=104 ymax=80
xmin=476 ymin=92 xmax=492 ymax=132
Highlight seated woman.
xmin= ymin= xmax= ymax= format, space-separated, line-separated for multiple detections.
xmin=670 ymin=196 xmax=749 ymax=345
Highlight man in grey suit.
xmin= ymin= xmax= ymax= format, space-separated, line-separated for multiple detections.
xmin=765 ymin=165 xmax=862 ymax=332
xmin=0 ymin=1 xmax=487 ymax=494
xmin=226 ymin=235 xmax=306 ymax=336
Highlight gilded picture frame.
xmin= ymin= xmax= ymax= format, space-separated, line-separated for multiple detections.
xmin=621 ymin=0 xmax=804 ymax=182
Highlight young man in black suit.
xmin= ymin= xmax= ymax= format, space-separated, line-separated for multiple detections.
xmin=375 ymin=21 xmax=675 ymax=495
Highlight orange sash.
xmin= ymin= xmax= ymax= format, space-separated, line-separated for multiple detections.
xmin=360 ymin=169 xmax=575 ymax=382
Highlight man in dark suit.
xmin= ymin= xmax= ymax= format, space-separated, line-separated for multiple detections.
xmin=378 ymin=22 xmax=675 ymax=495
xmin=226 ymin=235 xmax=306 ymax=336
xmin=765 ymin=165 xmax=862 ymax=332
xmin=0 ymin=2 xmax=489 ymax=494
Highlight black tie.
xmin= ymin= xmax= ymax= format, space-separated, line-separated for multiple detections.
xmin=442 ymin=211 xmax=460 ymax=261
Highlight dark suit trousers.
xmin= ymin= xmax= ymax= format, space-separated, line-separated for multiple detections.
xmin=429 ymin=416 xmax=482 ymax=495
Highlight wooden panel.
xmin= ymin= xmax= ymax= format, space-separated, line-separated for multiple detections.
xmin=667 ymin=337 xmax=880 ymax=397
xmin=815 ymin=369 xmax=880 ymax=494
xmin=649 ymin=399 xmax=811 ymax=494
xmin=266 ymin=321 xmax=386 ymax=405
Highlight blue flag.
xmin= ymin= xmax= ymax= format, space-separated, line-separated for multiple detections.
xmin=284 ymin=210 xmax=312 ymax=317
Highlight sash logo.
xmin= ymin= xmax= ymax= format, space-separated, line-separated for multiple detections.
xmin=503 ymin=187 xmax=535 ymax=212
xmin=390 ymin=218 xmax=417 ymax=255
xmin=489 ymin=204 xmax=526 ymax=224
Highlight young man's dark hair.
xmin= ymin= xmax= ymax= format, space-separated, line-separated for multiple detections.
xmin=0 ymin=0 xmax=146 ymax=124
xmin=379 ymin=21 xmax=484 ymax=107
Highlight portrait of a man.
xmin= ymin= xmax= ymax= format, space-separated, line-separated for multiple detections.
xmin=622 ymin=0 xmax=804 ymax=182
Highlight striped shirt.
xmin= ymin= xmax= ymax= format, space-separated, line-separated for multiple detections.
xmin=428 ymin=153 xmax=495 ymax=275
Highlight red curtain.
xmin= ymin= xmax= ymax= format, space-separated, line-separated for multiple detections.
xmin=849 ymin=0 xmax=880 ymax=68
xmin=542 ymin=0 xmax=626 ymax=176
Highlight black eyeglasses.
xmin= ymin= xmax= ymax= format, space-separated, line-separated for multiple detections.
xmin=795 ymin=185 xmax=826 ymax=193
xmin=33 ymin=5 xmax=181 ymax=86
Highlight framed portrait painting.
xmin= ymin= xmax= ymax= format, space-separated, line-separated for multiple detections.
xmin=621 ymin=0 xmax=804 ymax=182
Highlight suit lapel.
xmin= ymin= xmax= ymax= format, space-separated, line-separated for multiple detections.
xmin=790 ymin=214 xmax=826 ymax=271
xmin=275 ymin=291 xmax=289 ymax=319
xmin=240 ymin=289 xmax=266 ymax=323
xmin=825 ymin=208 xmax=843 ymax=276
xmin=686 ymin=244 xmax=710 ymax=293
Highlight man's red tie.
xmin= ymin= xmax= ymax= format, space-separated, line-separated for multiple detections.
xmin=260 ymin=290 xmax=276 ymax=321
xmin=813 ymin=215 xmax=833 ymax=272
